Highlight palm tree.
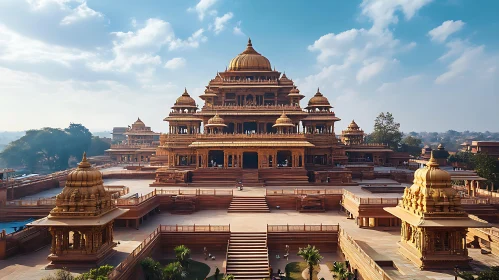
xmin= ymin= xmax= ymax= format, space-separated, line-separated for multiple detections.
xmin=297 ymin=245 xmax=323 ymax=280
xmin=163 ymin=261 xmax=184 ymax=280
xmin=330 ymin=262 xmax=352 ymax=280
xmin=174 ymin=245 xmax=191 ymax=269
xmin=221 ymin=275 xmax=234 ymax=280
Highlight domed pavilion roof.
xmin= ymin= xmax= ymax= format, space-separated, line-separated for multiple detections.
xmin=205 ymin=113 xmax=227 ymax=127
xmin=173 ymin=88 xmax=197 ymax=108
xmin=306 ymin=88 xmax=332 ymax=109
xmin=228 ymin=39 xmax=272 ymax=71
xmin=273 ymin=112 xmax=294 ymax=127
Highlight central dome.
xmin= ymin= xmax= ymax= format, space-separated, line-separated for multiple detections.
xmin=228 ymin=38 xmax=272 ymax=71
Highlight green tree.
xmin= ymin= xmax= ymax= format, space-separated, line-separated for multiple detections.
xmin=42 ymin=268 xmax=75 ymax=280
xmin=368 ymin=112 xmax=402 ymax=150
xmin=174 ymin=245 xmax=191 ymax=269
xmin=0 ymin=124 xmax=95 ymax=172
xmin=87 ymin=137 xmax=111 ymax=156
xmin=221 ymin=275 xmax=234 ymax=280
xmin=297 ymin=244 xmax=323 ymax=280
xmin=458 ymin=266 xmax=499 ymax=279
xmin=330 ymin=262 xmax=352 ymax=280
xmin=140 ymin=257 xmax=163 ymax=280
xmin=76 ymin=265 xmax=113 ymax=280
xmin=473 ymin=153 xmax=499 ymax=189
xmin=399 ymin=136 xmax=423 ymax=157
xmin=163 ymin=261 xmax=184 ymax=280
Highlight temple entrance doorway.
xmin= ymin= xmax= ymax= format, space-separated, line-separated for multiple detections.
xmin=243 ymin=152 xmax=258 ymax=169
xmin=208 ymin=150 xmax=224 ymax=167
xmin=277 ymin=151 xmax=292 ymax=167
xmin=243 ymin=122 xmax=257 ymax=134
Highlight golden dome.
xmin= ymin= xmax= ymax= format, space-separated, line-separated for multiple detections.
xmin=307 ymin=88 xmax=331 ymax=108
xmin=413 ymin=152 xmax=451 ymax=189
xmin=174 ymin=88 xmax=197 ymax=107
xmin=228 ymin=38 xmax=272 ymax=71
xmin=273 ymin=112 xmax=294 ymax=127
xmin=51 ymin=153 xmax=114 ymax=217
xmin=132 ymin=117 xmax=145 ymax=128
xmin=206 ymin=113 xmax=227 ymax=127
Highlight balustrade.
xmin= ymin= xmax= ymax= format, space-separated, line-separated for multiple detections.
xmin=267 ymin=224 xmax=339 ymax=232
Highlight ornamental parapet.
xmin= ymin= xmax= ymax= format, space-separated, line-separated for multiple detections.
xmin=342 ymin=190 xmax=401 ymax=205
xmin=209 ymin=78 xmax=279 ymax=85
xmin=194 ymin=133 xmax=307 ymax=140
xmin=202 ymin=105 xmax=304 ymax=111
xmin=110 ymin=143 xmax=159 ymax=149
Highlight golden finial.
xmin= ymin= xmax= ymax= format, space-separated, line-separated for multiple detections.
xmin=427 ymin=151 xmax=439 ymax=168
xmin=82 ymin=152 xmax=87 ymax=162
xmin=248 ymin=38 xmax=252 ymax=46
xmin=78 ymin=152 xmax=91 ymax=168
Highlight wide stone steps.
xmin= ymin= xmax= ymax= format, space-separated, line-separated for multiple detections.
xmin=228 ymin=197 xmax=270 ymax=213
xmin=226 ymin=232 xmax=269 ymax=280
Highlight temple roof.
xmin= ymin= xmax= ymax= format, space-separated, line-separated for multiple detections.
xmin=273 ymin=112 xmax=295 ymax=127
xmin=173 ymin=88 xmax=197 ymax=108
xmin=306 ymin=88 xmax=332 ymax=109
xmin=228 ymin=39 xmax=272 ymax=71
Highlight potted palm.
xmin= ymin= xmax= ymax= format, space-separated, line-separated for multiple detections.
xmin=297 ymin=244 xmax=323 ymax=280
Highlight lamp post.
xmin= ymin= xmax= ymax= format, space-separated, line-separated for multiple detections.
xmin=454 ymin=265 xmax=459 ymax=280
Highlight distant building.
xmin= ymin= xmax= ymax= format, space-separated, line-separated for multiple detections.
xmin=111 ymin=127 xmax=127 ymax=143
xmin=461 ymin=141 xmax=499 ymax=158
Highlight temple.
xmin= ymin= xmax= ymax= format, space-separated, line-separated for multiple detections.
xmin=105 ymin=118 xmax=160 ymax=162
xmin=385 ymin=152 xmax=489 ymax=269
xmin=28 ymin=153 xmax=127 ymax=268
xmin=152 ymin=39 xmax=408 ymax=186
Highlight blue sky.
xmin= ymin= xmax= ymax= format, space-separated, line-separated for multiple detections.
xmin=0 ymin=0 xmax=498 ymax=133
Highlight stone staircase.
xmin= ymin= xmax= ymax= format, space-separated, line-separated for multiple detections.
xmin=228 ymin=196 xmax=270 ymax=213
xmin=226 ymin=232 xmax=269 ymax=279
xmin=241 ymin=169 xmax=261 ymax=186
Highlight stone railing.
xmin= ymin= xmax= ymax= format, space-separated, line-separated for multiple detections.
xmin=108 ymin=224 xmax=230 ymax=280
xmin=204 ymin=104 xmax=303 ymax=111
xmin=114 ymin=189 xmax=234 ymax=206
xmin=265 ymin=189 xmax=343 ymax=196
xmin=195 ymin=133 xmax=307 ymax=139
xmin=476 ymin=188 xmax=499 ymax=198
xmin=267 ymin=224 xmax=339 ymax=232
xmin=5 ymin=198 xmax=56 ymax=207
xmin=342 ymin=190 xmax=401 ymax=205
xmin=339 ymin=228 xmax=393 ymax=280
xmin=461 ymin=197 xmax=499 ymax=204
xmin=110 ymin=143 xmax=159 ymax=149
xmin=211 ymin=78 xmax=279 ymax=84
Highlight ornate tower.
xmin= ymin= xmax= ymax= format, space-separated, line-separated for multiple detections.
xmin=28 ymin=153 xmax=127 ymax=268
xmin=341 ymin=120 xmax=365 ymax=145
xmin=385 ymin=153 xmax=489 ymax=269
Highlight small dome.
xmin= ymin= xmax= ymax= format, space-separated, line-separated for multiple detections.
xmin=206 ymin=113 xmax=227 ymax=127
xmin=175 ymin=88 xmax=197 ymax=107
xmin=437 ymin=143 xmax=445 ymax=150
xmin=288 ymin=85 xmax=301 ymax=96
xmin=273 ymin=112 xmax=294 ymax=127
xmin=307 ymin=88 xmax=331 ymax=108
xmin=131 ymin=118 xmax=146 ymax=129
xmin=228 ymin=39 xmax=272 ymax=71
xmin=348 ymin=120 xmax=360 ymax=130
xmin=413 ymin=152 xmax=451 ymax=188
xmin=65 ymin=152 xmax=103 ymax=187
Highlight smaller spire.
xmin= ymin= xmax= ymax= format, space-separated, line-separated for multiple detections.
xmin=82 ymin=152 xmax=87 ymax=162
xmin=427 ymin=151 xmax=439 ymax=168
xmin=248 ymin=38 xmax=252 ymax=46
xmin=78 ymin=152 xmax=91 ymax=168
xmin=182 ymin=88 xmax=189 ymax=96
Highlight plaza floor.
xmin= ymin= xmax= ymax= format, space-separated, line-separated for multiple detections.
xmin=1 ymin=208 xmax=491 ymax=280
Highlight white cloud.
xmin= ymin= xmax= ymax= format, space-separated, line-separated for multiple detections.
xmin=89 ymin=19 xmax=205 ymax=73
xmin=356 ymin=59 xmax=386 ymax=83
xmin=233 ymin=21 xmax=244 ymax=36
xmin=60 ymin=2 xmax=103 ymax=25
xmin=435 ymin=45 xmax=484 ymax=84
xmin=214 ymin=12 xmax=233 ymax=34
xmin=361 ymin=0 xmax=433 ymax=33
xmin=0 ymin=24 xmax=94 ymax=66
xmin=164 ymin=57 xmax=186 ymax=70
xmin=428 ymin=20 xmax=465 ymax=43
xmin=169 ymin=28 xmax=207 ymax=50
xmin=26 ymin=0 xmax=81 ymax=10
xmin=188 ymin=0 xmax=218 ymax=21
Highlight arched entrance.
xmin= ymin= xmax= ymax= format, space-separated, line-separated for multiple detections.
xmin=243 ymin=152 xmax=258 ymax=169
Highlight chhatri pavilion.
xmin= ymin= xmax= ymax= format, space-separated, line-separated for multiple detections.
xmin=151 ymin=39 xmax=409 ymax=186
